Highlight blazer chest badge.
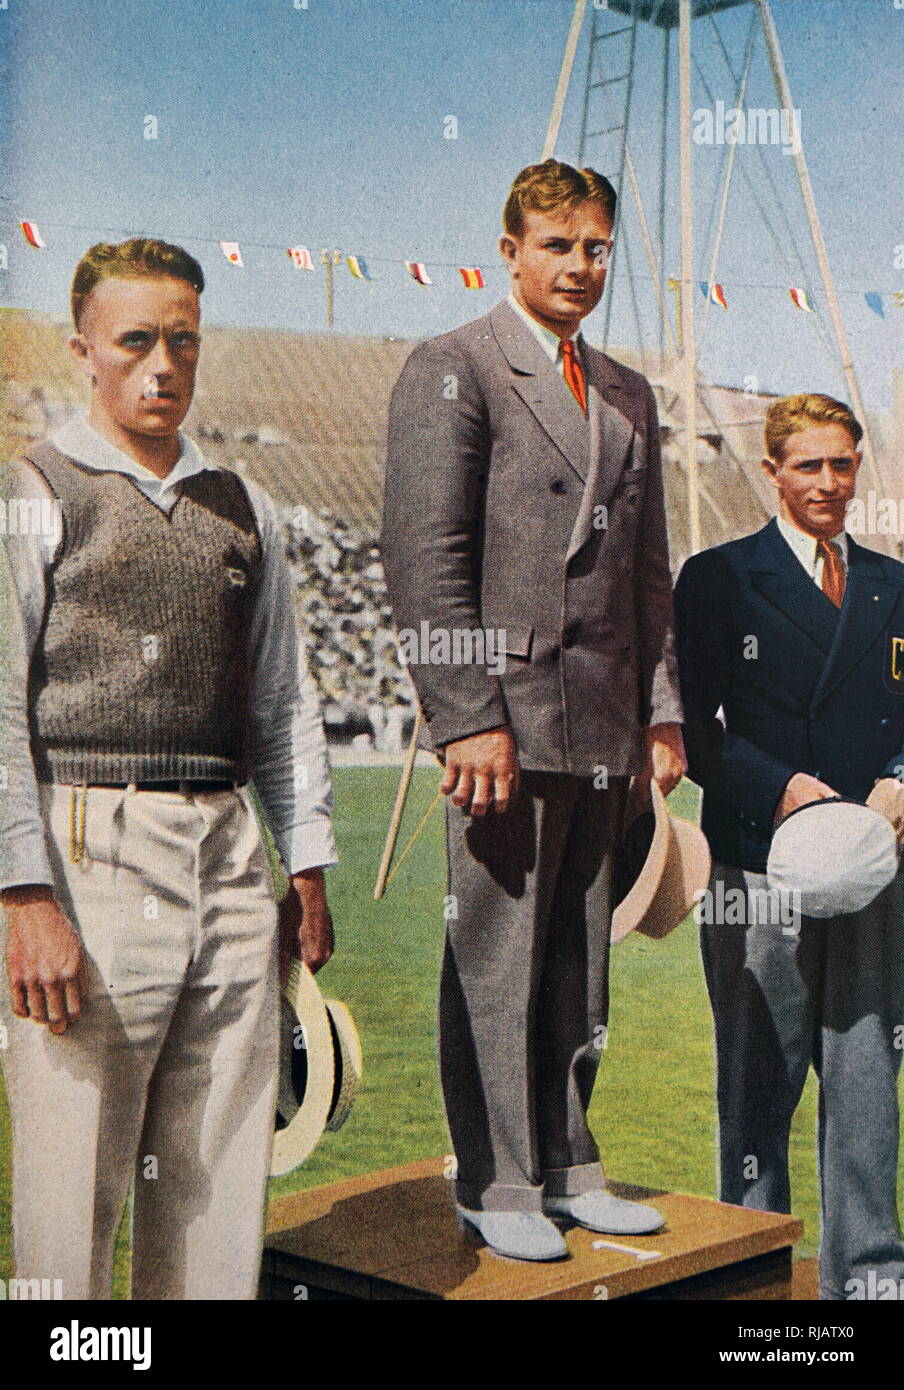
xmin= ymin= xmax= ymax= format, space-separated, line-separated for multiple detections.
xmin=885 ymin=634 xmax=904 ymax=691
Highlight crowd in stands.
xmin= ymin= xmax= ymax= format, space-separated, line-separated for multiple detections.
xmin=283 ymin=505 xmax=417 ymax=751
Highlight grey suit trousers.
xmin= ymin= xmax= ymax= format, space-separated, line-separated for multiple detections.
xmin=440 ymin=771 xmax=626 ymax=1213
xmin=702 ymin=860 xmax=904 ymax=1300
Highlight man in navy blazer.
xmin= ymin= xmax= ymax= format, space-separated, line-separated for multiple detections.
xmin=675 ymin=393 xmax=904 ymax=1299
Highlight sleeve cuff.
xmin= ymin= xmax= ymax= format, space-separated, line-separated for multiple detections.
xmin=0 ymin=832 xmax=55 ymax=895
xmin=278 ymin=821 xmax=339 ymax=877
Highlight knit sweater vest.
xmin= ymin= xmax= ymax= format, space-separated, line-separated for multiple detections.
xmin=20 ymin=441 xmax=263 ymax=785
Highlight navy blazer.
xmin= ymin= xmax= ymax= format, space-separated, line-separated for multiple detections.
xmin=674 ymin=519 xmax=904 ymax=872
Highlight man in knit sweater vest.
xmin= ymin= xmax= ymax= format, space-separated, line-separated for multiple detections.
xmin=0 ymin=239 xmax=337 ymax=1299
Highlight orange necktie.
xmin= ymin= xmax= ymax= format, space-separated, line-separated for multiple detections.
xmin=561 ymin=339 xmax=587 ymax=414
xmin=818 ymin=538 xmax=846 ymax=607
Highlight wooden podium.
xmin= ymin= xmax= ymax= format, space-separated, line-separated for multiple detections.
xmin=262 ymin=1157 xmax=803 ymax=1301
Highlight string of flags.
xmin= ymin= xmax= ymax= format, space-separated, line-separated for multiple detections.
xmin=14 ymin=220 xmax=488 ymax=291
xmin=698 ymin=281 xmax=818 ymax=313
xmin=698 ymin=278 xmax=904 ymax=316
xmin=13 ymin=221 xmax=904 ymax=313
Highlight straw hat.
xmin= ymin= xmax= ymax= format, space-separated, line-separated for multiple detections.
xmin=611 ymin=780 xmax=711 ymax=944
xmin=271 ymin=960 xmax=363 ymax=1177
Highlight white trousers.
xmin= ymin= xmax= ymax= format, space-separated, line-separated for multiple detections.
xmin=0 ymin=783 xmax=279 ymax=1300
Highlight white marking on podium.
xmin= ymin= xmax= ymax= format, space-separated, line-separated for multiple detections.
xmin=591 ymin=1240 xmax=663 ymax=1261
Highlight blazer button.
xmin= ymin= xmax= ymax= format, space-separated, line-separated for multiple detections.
xmin=562 ymin=621 xmax=580 ymax=648
xmin=550 ymin=478 xmax=567 ymax=494
xmin=881 ymin=718 xmax=890 ymax=727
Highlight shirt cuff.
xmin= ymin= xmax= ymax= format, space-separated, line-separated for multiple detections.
xmin=0 ymin=829 xmax=55 ymax=894
xmin=278 ymin=821 xmax=339 ymax=877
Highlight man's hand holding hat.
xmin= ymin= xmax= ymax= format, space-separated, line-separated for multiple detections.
xmin=774 ymin=771 xmax=839 ymax=828
xmin=768 ymin=795 xmax=901 ymax=918
xmin=625 ymin=722 xmax=687 ymax=824
xmin=866 ymin=777 xmax=904 ymax=854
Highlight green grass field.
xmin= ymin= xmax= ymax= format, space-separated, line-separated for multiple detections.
xmin=3 ymin=765 xmax=901 ymax=1293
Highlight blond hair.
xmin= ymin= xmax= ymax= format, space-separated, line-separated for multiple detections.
xmin=71 ymin=238 xmax=204 ymax=329
xmin=765 ymin=393 xmax=862 ymax=461
xmin=503 ymin=159 xmax=616 ymax=237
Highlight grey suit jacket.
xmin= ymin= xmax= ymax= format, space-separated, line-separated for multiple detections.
xmin=381 ymin=298 xmax=683 ymax=777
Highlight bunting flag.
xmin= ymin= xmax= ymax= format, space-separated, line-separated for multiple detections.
xmin=14 ymin=214 xmax=904 ymax=318
xmin=699 ymin=281 xmax=728 ymax=309
xmin=287 ymin=246 xmax=315 ymax=270
xmin=20 ymin=221 xmax=46 ymax=249
xmin=405 ymin=261 xmax=432 ymax=286
xmin=788 ymin=287 xmax=814 ymax=313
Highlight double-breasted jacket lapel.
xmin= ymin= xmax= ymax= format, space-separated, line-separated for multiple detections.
xmin=490 ymin=300 xmax=591 ymax=484
xmin=811 ymin=539 xmax=900 ymax=708
xmin=567 ymin=344 xmax=637 ymax=561
xmin=748 ymin=518 xmax=840 ymax=656
xmin=489 ymin=301 xmax=637 ymax=563
xmin=747 ymin=519 xmax=903 ymax=709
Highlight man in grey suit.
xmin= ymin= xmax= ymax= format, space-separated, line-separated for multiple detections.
xmin=382 ymin=160 xmax=686 ymax=1261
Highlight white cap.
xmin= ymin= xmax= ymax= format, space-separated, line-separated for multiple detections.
xmin=767 ymin=799 xmax=899 ymax=919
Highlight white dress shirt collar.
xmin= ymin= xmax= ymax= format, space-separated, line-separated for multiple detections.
xmin=507 ymin=292 xmax=581 ymax=365
xmin=51 ymin=414 xmax=211 ymax=499
xmin=776 ymin=513 xmax=848 ymax=578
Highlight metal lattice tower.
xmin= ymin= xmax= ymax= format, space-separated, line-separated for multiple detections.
xmin=545 ymin=0 xmax=883 ymax=556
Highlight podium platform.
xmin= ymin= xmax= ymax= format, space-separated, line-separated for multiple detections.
xmin=262 ymin=1157 xmax=803 ymax=1301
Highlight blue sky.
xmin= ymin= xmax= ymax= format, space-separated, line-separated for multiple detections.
xmin=1 ymin=0 xmax=902 ymax=408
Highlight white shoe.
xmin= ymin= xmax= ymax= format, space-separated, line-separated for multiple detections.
xmin=455 ymin=1205 xmax=568 ymax=1261
xmin=544 ymin=1190 xmax=664 ymax=1235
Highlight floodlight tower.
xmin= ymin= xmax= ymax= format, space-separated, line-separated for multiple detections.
xmin=544 ymin=0 xmax=882 ymax=557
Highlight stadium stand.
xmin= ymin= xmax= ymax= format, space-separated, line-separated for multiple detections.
xmin=3 ymin=309 xmax=899 ymax=745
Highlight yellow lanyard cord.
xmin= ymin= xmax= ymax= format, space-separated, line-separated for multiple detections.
xmin=384 ymin=788 xmax=443 ymax=892
xmin=69 ymin=783 xmax=87 ymax=863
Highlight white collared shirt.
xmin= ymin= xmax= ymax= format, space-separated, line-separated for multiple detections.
xmin=1 ymin=415 xmax=337 ymax=888
xmin=506 ymin=292 xmax=583 ymax=376
xmin=776 ymin=513 xmax=848 ymax=589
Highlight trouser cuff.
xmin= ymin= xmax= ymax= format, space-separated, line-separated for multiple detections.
xmin=454 ymin=1179 xmax=544 ymax=1213
xmin=542 ymin=1161 xmax=606 ymax=1198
